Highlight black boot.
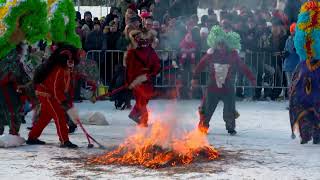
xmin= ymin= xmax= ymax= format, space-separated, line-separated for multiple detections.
xmin=26 ymin=138 xmax=46 ymax=145
xmin=68 ymin=124 xmax=77 ymax=134
xmin=301 ymin=139 xmax=309 ymax=144
xmin=228 ymin=130 xmax=237 ymax=136
xmin=67 ymin=115 xmax=77 ymax=134
xmin=313 ymin=139 xmax=320 ymax=144
xmin=60 ymin=141 xmax=78 ymax=149
xmin=0 ymin=127 xmax=4 ymax=135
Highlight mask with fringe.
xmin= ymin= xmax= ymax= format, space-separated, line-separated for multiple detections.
xmin=207 ymin=25 xmax=241 ymax=51
xmin=0 ymin=0 xmax=49 ymax=59
xmin=47 ymin=0 xmax=81 ymax=48
xmin=294 ymin=1 xmax=320 ymax=61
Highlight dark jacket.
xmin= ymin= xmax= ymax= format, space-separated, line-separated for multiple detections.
xmin=102 ymin=31 xmax=121 ymax=50
xmin=284 ymin=0 xmax=302 ymax=24
xmin=85 ymin=30 xmax=104 ymax=51
xmin=153 ymin=0 xmax=170 ymax=22
xmin=137 ymin=0 xmax=154 ymax=10
xmin=168 ymin=0 xmax=199 ymax=18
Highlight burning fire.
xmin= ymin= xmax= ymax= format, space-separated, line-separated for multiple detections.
xmin=89 ymin=110 xmax=219 ymax=169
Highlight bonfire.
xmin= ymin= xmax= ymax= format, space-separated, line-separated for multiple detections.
xmin=89 ymin=111 xmax=219 ymax=169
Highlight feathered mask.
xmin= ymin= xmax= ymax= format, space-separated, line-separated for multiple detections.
xmin=207 ymin=25 xmax=241 ymax=51
xmin=0 ymin=0 xmax=48 ymax=59
xmin=47 ymin=0 xmax=81 ymax=48
xmin=294 ymin=1 xmax=320 ymax=61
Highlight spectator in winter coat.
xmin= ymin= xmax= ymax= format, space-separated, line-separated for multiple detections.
xmin=284 ymin=0 xmax=303 ymax=24
xmin=103 ymin=21 xmax=121 ymax=50
xmin=168 ymin=0 xmax=199 ymax=18
xmin=125 ymin=4 xmax=139 ymax=25
xmin=117 ymin=0 xmax=134 ymax=18
xmin=85 ymin=21 xmax=103 ymax=51
xmin=283 ymin=23 xmax=300 ymax=86
xmin=263 ymin=18 xmax=288 ymax=100
xmin=84 ymin=11 xmax=94 ymax=30
xmin=76 ymin=20 xmax=85 ymax=48
xmin=199 ymin=15 xmax=209 ymax=28
xmin=179 ymin=32 xmax=197 ymax=67
xmin=103 ymin=7 xmax=119 ymax=30
xmin=177 ymin=32 xmax=197 ymax=99
xmin=143 ymin=16 xmax=154 ymax=31
xmin=153 ymin=0 xmax=170 ymax=22
xmin=200 ymin=27 xmax=209 ymax=51
xmin=137 ymin=0 xmax=154 ymax=11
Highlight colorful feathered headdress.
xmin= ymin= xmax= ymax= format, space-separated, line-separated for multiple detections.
xmin=0 ymin=0 xmax=49 ymax=59
xmin=207 ymin=25 xmax=241 ymax=51
xmin=294 ymin=1 xmax=320 ymax=61
xmin=47 ymin=0 xmax=81 ymax=48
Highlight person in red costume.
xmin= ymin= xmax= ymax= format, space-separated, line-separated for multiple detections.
xmin=191 ymin=26 xmax=256 ymax=135
xmin=126 ymin=29 xmax=161 ymax=127
xmin=26 ymin=44 xmax=82 ymax=148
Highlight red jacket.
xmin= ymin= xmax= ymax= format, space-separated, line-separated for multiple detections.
xmin=179 ymin=38 xmax=197 ymax=65
xmin=194 ymin=49 xmax=256 ymax=93
xmin=126 ymin=46 xmax=161 ymax=84
xmin=36 ymin=66 xmax=73 ymax=108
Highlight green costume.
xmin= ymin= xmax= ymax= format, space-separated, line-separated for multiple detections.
xmin=0 ymin=0 xmax=48 ymax=135
xmin=0 ymin=50 xmax=30 ymax=135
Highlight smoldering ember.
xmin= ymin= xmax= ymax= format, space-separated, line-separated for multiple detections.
xmin=0 ymin=0 xmax=320 ymax=180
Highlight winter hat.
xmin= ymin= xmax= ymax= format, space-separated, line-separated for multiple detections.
xmin=140 ymin=12 xmax=151 ymax=19
xmin=84 ymin=11 xmax=92 ymax=18
xmin=128 ymin=3 xmax=137 ymax=13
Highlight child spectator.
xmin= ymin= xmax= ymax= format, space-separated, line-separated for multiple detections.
xmin=179 ymin=32 xmax=197 ymax=68
xmin=283 ymin=23 xmax=300 ymax=86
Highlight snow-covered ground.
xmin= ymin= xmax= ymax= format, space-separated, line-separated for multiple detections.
xmin=0 ymin=100 xmax=319 ymax=180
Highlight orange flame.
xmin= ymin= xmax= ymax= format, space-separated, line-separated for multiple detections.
xmin=89 ymin=108 xmax=219 ymax=169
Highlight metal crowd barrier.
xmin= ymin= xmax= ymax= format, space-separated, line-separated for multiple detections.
xmin=85 ymin=50 xmax=289 ymax=90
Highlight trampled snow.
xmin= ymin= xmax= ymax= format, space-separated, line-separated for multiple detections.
xmin=0 ymin=100 xmax=319 ymax=179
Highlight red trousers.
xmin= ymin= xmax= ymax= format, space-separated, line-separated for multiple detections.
xmin=130 ymin=84 xmax=153 ymax=124
xmin=28 ymin=96 xmax=69 ymax=143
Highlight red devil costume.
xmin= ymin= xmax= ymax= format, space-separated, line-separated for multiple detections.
xmin=126 ymin=29 xmax=161 ymax=127
xmin=193 ymin=48 xmax=256 ymax=135
xmin=27 ymin=44 xmax=81 ymax=148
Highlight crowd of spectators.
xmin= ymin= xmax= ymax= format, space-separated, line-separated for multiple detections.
xmin=74 ymin=0 xmax=301 ymax=101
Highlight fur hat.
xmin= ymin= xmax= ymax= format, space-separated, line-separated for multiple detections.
xmin=129 ymin=28 xmax=157 ymax=48
xmin=128 ymin=3 xmax=137 ymax=13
